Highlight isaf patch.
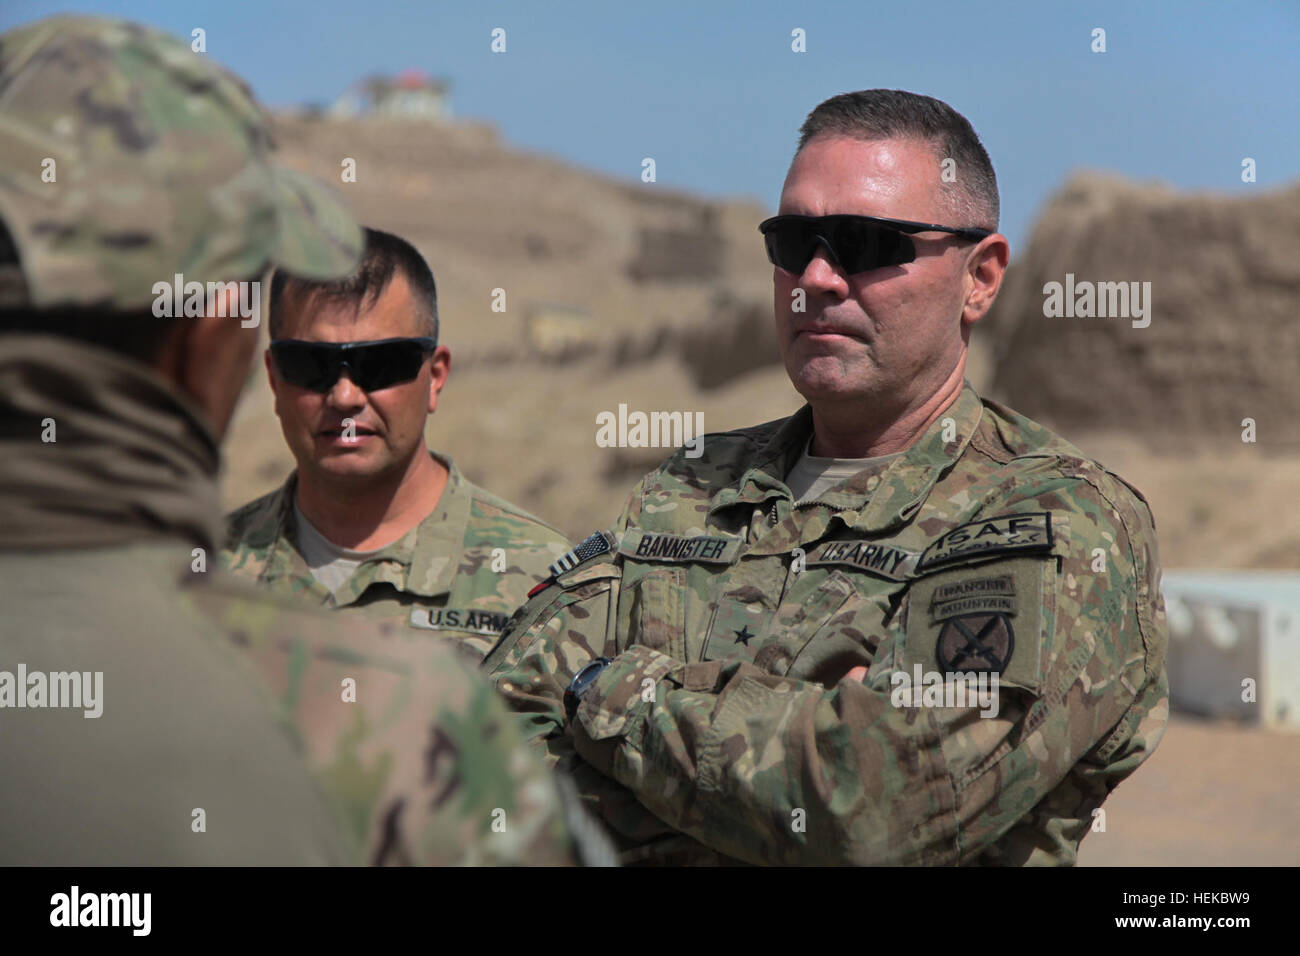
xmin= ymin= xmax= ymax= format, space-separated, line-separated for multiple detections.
xmin=916 ymin=512 xmax=1052 ymax=572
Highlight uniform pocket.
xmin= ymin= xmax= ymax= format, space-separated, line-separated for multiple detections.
xmin=627 ymin=566 xmax=687 ymax=661
xmin=750 ymin=571 xmax=857 ymax=679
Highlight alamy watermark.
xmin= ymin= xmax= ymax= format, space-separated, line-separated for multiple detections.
xmin=1042 ymin=273 xmax=1151 ymax=329
xmin=595 ymin=404 xmax=704 ymax=458
xmin=152 ymin=274 xmax=260 ymax=328
xmin=890 ymin=664 xmax=1000 ymax=718
xmin=0 ymin=664 xmax=103 ymax=718
xmin=50 ymin=886 xmax=150 ymax=936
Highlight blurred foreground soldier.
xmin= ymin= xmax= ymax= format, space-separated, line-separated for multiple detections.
xmin=223 ymin=228 xmax=569 ymax=660
xmin=486 ymin=90 xmax=1168 ymax=865
xmin=0 ymin=15 xmax=610 ymax=865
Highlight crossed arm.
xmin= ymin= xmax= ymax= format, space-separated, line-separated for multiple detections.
xmin=486 ymin=486 xmax=1167 ymax=865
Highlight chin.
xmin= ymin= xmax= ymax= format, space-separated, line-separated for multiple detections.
xmin=794 ymin=384 xmax=872 ymax=409
xmin=787 ymin=362 xmax=872 ymax=404
xmin=304 ymin=453 xmax=380 ymax=480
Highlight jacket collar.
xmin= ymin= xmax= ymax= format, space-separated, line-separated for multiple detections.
xmin=709 ymin=381 xmax=985 ymax=538
xmin=256 ymin=451 xmax=470 ymax=606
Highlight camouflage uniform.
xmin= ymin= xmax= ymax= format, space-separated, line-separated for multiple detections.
xmin=0 ymin=15 xmax=610 ymax=865
xmin=485 ymin=383 xmax=1169 ymax=865
xmin=223 ymin=458 xmax=571 ymax=660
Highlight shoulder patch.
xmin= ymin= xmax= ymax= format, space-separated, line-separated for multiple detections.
xmin=916 ymin=512 xmax=1053 ymax=573
xmin=619 ymin=529 xmax=741 ymax=565
xmin=904 ymin=556 xmax=1047 ymax=693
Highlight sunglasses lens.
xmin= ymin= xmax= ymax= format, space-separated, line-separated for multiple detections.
xmin=762 ymin=217 xmax=916 ymax=274
xmin=831 ymin=219 xmax=914 ymax=272
xmin=272 ymin=343 xmax=338 ymax=391
xmin=348 ymin=342 xmax=428 ymax=391
xmin=763 ymin=224 xmax=816 ymax=273
xmin=272 ymin=340 xmax=430 ymax=392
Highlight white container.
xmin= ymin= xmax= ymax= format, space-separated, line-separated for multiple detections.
xmin=1161 ymin=571 xmax=1300 ymax=731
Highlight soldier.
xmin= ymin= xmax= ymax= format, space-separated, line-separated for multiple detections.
xmin=0 ymin=14 xmax=610 ymax=866
xmin=485 ymin=89 xmax=1169 ymax=865
xmin=223 ymin=227 xmax=570 ymax=660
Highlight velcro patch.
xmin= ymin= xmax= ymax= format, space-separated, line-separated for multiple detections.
xmin=549 ymin=530 xmax=617 ymax=578
xmin=620 ymin=529 xmax=741 ymax=565
xmin=408 ymin=607 xmax=511 ymax=635
xmin=916 ymin=512 xmax=1052 ymax=573
xmin=804 ymin=539 xmax=919 ymax=581
xmin=903 ymin=557 xmax=1046 ymax=693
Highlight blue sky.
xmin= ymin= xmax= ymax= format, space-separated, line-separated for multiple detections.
xmin=4 ymin=0 xmax=1297 ymax=255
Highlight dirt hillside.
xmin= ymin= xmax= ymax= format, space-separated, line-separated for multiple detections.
xmin=983 ymin=171 xmax=1300 ymax=452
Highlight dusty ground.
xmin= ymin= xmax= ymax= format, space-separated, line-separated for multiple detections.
xmin=1078 ymin=715 xmax=1300 ymax=866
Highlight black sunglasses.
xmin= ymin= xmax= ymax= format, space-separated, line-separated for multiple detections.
xmin=759 ymin=214 xmax=992 ymax=275
xmin=269 ymin=337 xmax=437 ymax=393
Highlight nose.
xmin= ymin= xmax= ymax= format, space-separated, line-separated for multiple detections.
xmin=324 ymin=367 xmax=366 ymax=410
xmin=797 ymin=240 xmax=849 ymax=297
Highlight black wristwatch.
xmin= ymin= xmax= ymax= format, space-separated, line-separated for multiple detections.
xmin=564 ymin=657 xmax=613 ymax=721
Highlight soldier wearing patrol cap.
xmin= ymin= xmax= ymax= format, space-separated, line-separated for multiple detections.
xmin=484 ymin=89 xmax=1169 ymax=866
xmin=222 ymin=226 xmax=571 ymax=661
xmin=0 ymin=14 xmax=612 ymax=865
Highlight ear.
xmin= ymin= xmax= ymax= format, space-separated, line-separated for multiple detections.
xmin=427 ymin=345 xmax=451 ymax=414
xmin=960 ymin=233 xmax=1010 ymax=327
xmin=161 ymin=281 xmax=258 ymax=440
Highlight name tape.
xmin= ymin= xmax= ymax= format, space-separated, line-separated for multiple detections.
xmin=619 ymin=530 xmax=741 ymax=565
xmin=804 ymin=539 xmax=919 ymax=581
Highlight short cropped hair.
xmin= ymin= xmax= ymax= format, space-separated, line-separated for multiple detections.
xmin=269 ymin=227 xmax=439 ymax=341
xmin=796 ymin=89 xmax=999 ymax=231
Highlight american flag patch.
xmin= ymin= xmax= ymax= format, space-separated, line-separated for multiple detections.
xmin=547 ymin=531 xmax=616 ymax=578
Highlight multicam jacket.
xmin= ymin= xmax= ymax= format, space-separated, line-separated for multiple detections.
xmin=223 ymin=454 xmax=570 ymax=659
xmin=484 ymin=381 xmax=1169 ymax=865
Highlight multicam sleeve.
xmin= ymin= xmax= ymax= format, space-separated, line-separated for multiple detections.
xmin=482 ymin=568 xmax=622 ymax=755
xmin=234 ymin=609 xmax=600 ymax=865
xmin=613 ymin=474 xmax=651 ymax=531
xmin=568 ymin=480 xmax=1168 ymax=865
xmin=483 ymin=564 xmax=688 ymax=856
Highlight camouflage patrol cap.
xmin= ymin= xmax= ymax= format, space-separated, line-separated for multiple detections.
xmin=0 ymin=15 xmax=361 ymax=310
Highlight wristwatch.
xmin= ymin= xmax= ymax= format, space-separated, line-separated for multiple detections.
xmin=564 ymin=657 xmax=613 ymax=721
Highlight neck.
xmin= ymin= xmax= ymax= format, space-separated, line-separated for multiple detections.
xmin=808 ymin=356 xmax=967 ymax=459
xmin=0 ymin=334 xmax=222 ymax=551
xmin=294 ymin=447 xmax=447 ymax=550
